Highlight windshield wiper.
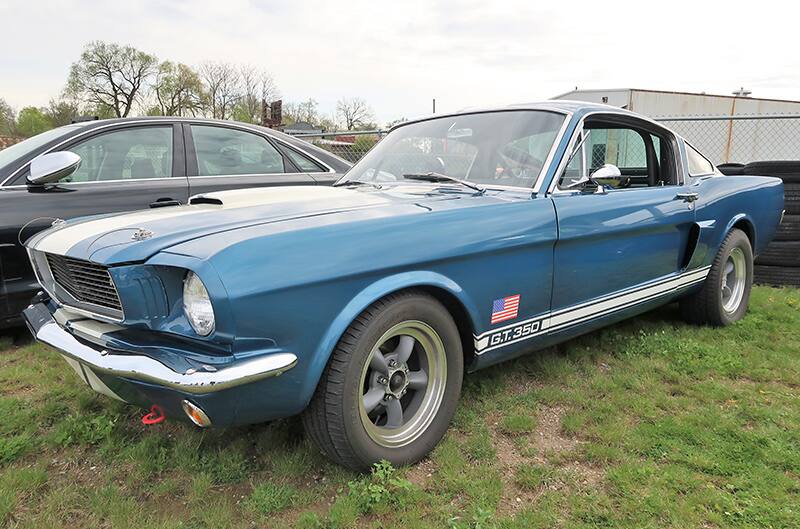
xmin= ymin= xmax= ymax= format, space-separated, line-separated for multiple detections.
xmin=402 ymin=172 xmax=486 ymax=194
xmin=332 ymin=180 xmax=382 ymax=189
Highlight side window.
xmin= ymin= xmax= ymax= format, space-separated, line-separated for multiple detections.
xmin=686 ymin=143 xmax=714 ymax=176
xmin=586 ymin=128 xmax=647 ymax=174
xmin=191 ymin=126 xmax=285 ymax=176
xmin=65 ymin=126 xmax=173 ymax=182
xmin=284 ymin=147 xmax=325 ymax=173
xmin=563 ymin=131 xmax=586 ymax=185
xmin=558 ymin=123 xmax=675 ymax=190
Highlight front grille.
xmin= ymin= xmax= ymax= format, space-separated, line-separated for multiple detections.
xmin=45 ymin=254 xmax=122 ymax=312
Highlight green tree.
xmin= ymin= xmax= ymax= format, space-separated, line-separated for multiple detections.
xmin=0 ymin=98 xmax=15 ymax=135
xmin=44 ymin=99 xmax=79 ymax=127
xmin=16 ymin=107 xmax=52 ymax=137
xmin=152 ymin=61 xmax=206 ymax=116
xmin=66 ymin=41 xmax=157 ymax=118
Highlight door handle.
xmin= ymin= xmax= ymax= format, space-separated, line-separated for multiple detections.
xmin=675 ymin=192 xmax=699 ymax=203
xmin=149 ymin=198 xmax=181 ymax=208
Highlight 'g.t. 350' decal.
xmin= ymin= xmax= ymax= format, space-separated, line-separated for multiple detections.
xmin=473 ymin=317 xmax=545 ymax=355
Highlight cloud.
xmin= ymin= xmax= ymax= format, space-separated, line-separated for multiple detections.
xmin=1 ymin=0 xmax=799 ymax=124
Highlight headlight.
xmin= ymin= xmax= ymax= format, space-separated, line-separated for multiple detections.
xmin=183 ymin=271 xmax=215 ymax=336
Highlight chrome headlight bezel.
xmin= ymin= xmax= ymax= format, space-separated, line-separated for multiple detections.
xmin=183 ymin=271 xmax=215 ymax=336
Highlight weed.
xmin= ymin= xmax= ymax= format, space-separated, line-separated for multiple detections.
xmin=347 ymin=460 xmax=415 ymax=513
xmin=246 ymin=481 xmax=298 ymax=515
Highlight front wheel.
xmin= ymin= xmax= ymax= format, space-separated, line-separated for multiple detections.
xmin=303 ymin=291 xmax=463 ymax=471
xmin=680 ymin=228 xmax=753 ymax=326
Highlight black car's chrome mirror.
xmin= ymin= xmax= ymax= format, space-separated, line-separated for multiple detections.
xmin=27 ymin=152 xmax=81 ymax=185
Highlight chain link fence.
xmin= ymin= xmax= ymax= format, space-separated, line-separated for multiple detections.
xmin=655 ymin=114 xmax=800 ymax=164
xmin=293 ymin=130 xmax=388 ymax=164
xmin=294 ymin=115 xmax=800 ymax=166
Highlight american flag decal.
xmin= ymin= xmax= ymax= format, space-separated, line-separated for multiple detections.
xmin=491 ymin=294 xmax=520 ymax=324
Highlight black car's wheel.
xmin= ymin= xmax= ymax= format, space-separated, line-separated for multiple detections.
xmin=303 ymin=291 xmax=463 ymax=471
xmin=680 ymin=228 xmax=753 ymax=326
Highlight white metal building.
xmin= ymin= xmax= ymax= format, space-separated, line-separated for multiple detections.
xmin=551 ymin=88 xmax=800 ymax=163
xmin=552 ymin=88 xmax=800 ymax=118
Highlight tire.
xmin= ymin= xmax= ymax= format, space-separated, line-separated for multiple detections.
xmin=755 ymin=241 xmax=800 ymax=267
xmin=774 ymin=215 xmax=800 ymax=241
xmin=754 ymin=265 xmax=800 ymax=288
xmin=302 ymin=290 xmax=463 ymax=471
xmin=743 ymin=161 xmax=800 ymax=183
xmin=717 ymin=163 xmax=745 ymax=176
xmin=786 ymin=183 xmax=800 ymax=215
xmin=680 ymin=228 xmax=753 ymax=326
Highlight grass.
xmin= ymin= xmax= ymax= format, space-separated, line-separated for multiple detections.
xmin=0 ymin=286 xmax=798 ymax=528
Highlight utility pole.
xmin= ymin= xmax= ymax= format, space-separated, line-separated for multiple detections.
xmin=432 ymin=98 xmax=436 ymax=114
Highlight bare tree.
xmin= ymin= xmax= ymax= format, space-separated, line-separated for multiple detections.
xmin=65 ymin=41 xmax=157 ymax=118
xmin=282 ymin=99 xmax=319 ymax=126
xmin=153 ymin=61 xmax=206 ymax=116
xmin=336 ymin=97 xmax=375 ymax=130
xmin=199 ymin=62 xmax=241 ymax=120
xmin=236 ymin=66 xmax=280 ymax=123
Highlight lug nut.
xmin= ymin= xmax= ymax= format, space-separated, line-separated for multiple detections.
xmin=389 ymin=359 xmax=398 ymax=368
xmin=378 ymin=376 xmax=388 ymax=385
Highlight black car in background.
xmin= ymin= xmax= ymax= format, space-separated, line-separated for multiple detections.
xmin=0 ymin=117 xmax=351 ymax=329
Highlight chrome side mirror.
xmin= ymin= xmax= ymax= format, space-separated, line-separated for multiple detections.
xmin=589 ymin=163 xmax=621 ymax=181
xmin=27 ymin=151 xmax=81 ymax=185
xmin=564 ymin=163 xmax=619 ymax=193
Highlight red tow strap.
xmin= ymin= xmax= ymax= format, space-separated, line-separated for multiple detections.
xmin=142 ymin=405 xmax=166 ymax=425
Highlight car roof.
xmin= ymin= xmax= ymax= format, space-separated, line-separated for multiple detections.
xmin=394 ymin=100 xmax=641 ymax=130
xmin=65 ymin=117 xmax=351 ymax=173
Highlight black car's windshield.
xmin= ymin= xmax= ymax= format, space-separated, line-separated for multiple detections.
xmin=0 ymin=125 xmax=84 ymax=176
xmin=341 ymin=110 xmax=565 ymax=190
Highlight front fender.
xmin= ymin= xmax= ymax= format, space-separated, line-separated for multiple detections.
xmin=298 ymin=270 xmax=480 ymax=408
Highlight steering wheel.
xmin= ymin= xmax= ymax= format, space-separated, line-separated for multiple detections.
xmin=493 ymin=148 xmax=544 ymax=182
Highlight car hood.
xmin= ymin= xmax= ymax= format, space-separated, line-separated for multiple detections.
xmin=26 ymin=184 xmax=521 ymax=265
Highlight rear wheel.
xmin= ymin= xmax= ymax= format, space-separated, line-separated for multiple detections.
xmin=303 ymin=291 xmax=463 ymax=471
xmin=680 ymin=228 xmax=753 ymax=326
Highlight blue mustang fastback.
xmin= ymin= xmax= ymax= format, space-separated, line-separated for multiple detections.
xmin=22 ymin=102 xmax=784 ymax=470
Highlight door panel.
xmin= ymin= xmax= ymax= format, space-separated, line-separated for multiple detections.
xmin=551 ymin=186 xmax=696 ymax=311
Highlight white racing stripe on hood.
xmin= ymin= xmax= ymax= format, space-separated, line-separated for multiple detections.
xmin=32 ymin=206 xmax=209 ymax=255
xmin=31 ymin=186 xmax=375 ymax=256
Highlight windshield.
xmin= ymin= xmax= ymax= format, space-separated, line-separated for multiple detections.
xmin=0 ymin=125 xmax=85 ymax=176
xmin=342 ymin=110 xmax=565 ymax=189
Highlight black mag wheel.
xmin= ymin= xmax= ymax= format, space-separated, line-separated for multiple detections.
xmin=303 ymin=291 xmax=463 ymax=471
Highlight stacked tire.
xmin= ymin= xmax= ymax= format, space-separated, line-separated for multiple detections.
xmin=741 ymin=161 xmax=800 ymax=287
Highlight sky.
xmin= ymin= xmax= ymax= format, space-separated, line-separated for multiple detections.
xmin=1 ymin=0 xmax=799 ymax=126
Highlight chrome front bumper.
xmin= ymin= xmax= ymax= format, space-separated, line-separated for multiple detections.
xmin=23 ymin=302 xmax=298 ymax=394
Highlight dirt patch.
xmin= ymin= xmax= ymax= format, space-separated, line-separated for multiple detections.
xmin=405 ymin=457 xmax=436 ymax=488
xmin=532 ymin=406 xmax=580 ymax=457
xmin=492 ymin=405 xmax=603 ymax=516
